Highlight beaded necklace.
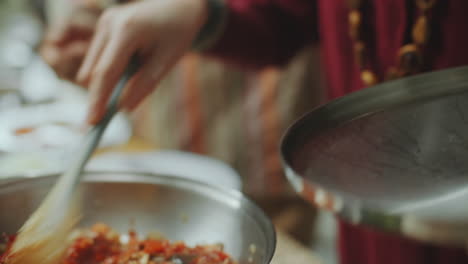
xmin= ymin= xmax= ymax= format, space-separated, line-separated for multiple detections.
xmin=347 ymin=0 xmax=437 ymax=86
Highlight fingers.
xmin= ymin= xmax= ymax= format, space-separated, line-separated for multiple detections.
xmin=59 ymin=42 xmax=89 ymax=81
xmin=81 ymin=7 xmax=144 ymax=124
xmin=40 ymin=43 xmax=61 ymax=70
xmin=40 ymin=41 xmax=89 ymax=82
xmin=77 ymin=0 xmax=195 ymax=124
xmin=76 ymin=25 xmax=109 ymax=87
xmin=47 ymin=8 xmax=98 ymax=46
xmin=85 ymin=32 xmax=136 ymax=124
xmin=47 ymin=23 xmax=70 ymax=45
xmin=41 ymin=6 xmax=98 ymax=81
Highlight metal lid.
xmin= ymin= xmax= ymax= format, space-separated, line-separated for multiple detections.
xmin=281 ymin=66 xmax=468 ymax=245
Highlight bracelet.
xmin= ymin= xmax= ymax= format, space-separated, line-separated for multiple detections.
xmin=192 ymin=0 xmax=227 ymax=51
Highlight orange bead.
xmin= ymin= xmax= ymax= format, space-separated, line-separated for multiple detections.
xmin=361 ymin=70 xmax=379 ymax=86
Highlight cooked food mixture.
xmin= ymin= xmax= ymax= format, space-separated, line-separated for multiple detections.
xmin=0 ymin=223 xmax=236 ymax=264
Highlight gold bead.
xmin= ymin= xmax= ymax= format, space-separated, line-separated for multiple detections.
xmin=412 ymin=16 xmax=429 ymax=45
xmin=349 ymin=10 xmax=361 ymax=27
xmin=349 ymin=10 xmax=362 ymax=40
xmin=361 ymin=70 xmax=379 ymax=86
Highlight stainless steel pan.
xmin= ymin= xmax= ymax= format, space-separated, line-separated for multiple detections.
xmin=0 ymin=172 xmax=276 ymax=264
xmin=281 ymin=66 xmax=468 ymax=246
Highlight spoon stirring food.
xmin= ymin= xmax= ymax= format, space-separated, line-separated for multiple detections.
xmin=5 ymin=57 xmax=139 ymax=264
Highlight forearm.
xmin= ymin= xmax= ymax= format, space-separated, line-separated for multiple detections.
xmin=197 ymin=0 xmax=318 ymax=69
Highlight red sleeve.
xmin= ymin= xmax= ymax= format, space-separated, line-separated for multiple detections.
xmin=204 ymin=0 xmax=318 ymax=69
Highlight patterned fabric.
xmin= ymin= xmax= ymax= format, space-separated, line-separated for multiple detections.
xmin=132 ymin=46 xmax=323 ymax=198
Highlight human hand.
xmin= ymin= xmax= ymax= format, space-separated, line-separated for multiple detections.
xmin=40 ymin=4 xmax=101 ymax=81
xmin=75 ymin=0 xmax=208 ymax=124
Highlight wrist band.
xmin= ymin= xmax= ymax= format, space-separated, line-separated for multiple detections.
xmin=192 ymin=0 xmax=227 ymax=51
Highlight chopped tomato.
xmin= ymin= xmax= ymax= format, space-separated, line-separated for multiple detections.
xmin=0 ymin=224 xmax=236 ymax=264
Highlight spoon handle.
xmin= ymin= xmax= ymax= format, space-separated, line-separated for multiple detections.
xmin=9 ymin=57 xmax=140 ymax=257
xmin=54 ymin=56 xmax=140 ymax=203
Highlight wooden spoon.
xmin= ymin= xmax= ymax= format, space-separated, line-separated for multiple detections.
xmin=5 ymin=57 xmax=139 ymax=264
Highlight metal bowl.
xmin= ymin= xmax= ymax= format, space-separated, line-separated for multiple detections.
xmin=281 ymin=66 xmax=468 ymax=246
xmin=0 ymin=172 xmax=276 ymax=264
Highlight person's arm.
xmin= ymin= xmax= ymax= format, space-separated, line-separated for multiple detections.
xmin=41 ymin=0 xmax=318 ymax=125
xmin=200 ymin=0 xmax=318 ymax=69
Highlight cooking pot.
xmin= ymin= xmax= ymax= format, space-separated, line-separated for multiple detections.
xmin=0 ymin=172 xmax=276 ymax=264
xmin=281 ymin=66 xmax=468 ymax=246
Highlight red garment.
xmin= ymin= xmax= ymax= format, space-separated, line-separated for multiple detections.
xmin=206 ymin=0 xmax=468 ymax=263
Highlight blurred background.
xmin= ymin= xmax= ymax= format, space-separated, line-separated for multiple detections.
xmin=0 ymin=0 xmax=336 ymax=263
